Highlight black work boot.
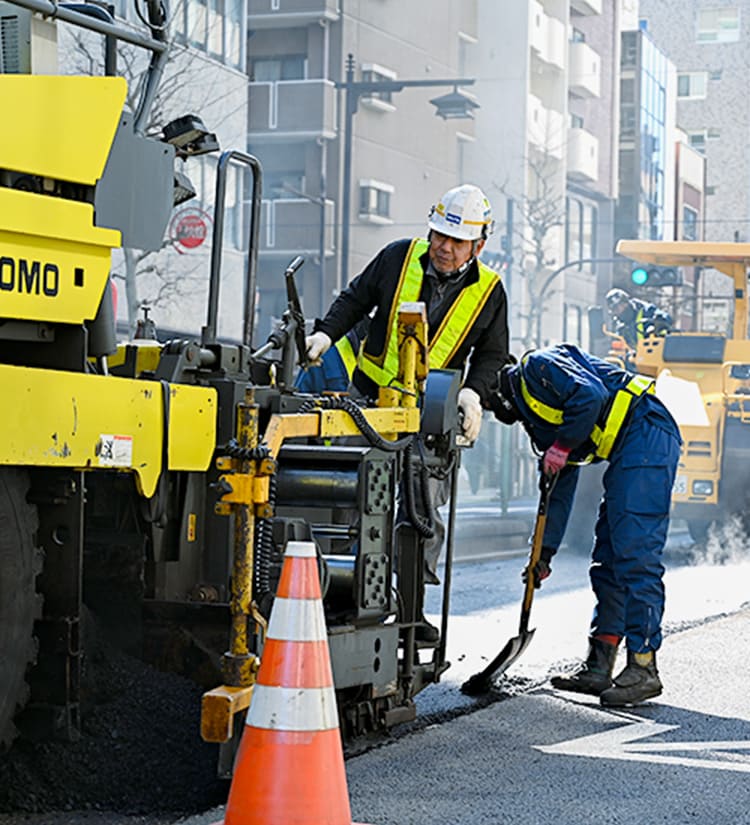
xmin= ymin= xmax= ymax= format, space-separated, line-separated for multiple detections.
xmin=550 ymin=637 xmax=619 ymax=696
xmin=600 ymin=650 xmax=662 ymax=707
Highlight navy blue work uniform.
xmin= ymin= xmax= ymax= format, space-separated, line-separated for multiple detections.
xmin=505 ymin=344 xmax=681 ymax=654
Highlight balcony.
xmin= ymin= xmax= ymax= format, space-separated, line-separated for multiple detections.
xmin=570 ymin=0 xmax=602 ymax=15
xmin=260 ymin=198 xmax=335 ymax=256
xmin=249 ymin=80 xmax=336 ymax=142
xmin=568 ymin=41 xmax=601 ymax=99
xmin=529 ymin=2 xmax=566 ymax=71
xmin=567 ymin=127 xmax=599 ymax=183
xmin=248 ymin=0 xmax=340 ymax=28
xmin=528 ymin=95 xmax=565 ymax=159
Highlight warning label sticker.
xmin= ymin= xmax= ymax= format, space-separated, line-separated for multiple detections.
xmin=97 ymin=434 xmax=134 ymax=467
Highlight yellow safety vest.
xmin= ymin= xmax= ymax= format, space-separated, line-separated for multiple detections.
xmin=519 ymin=370 xmax=655 ymax=462
xmin=335 ymin=334 xmax=358 ymax=380
xmin=357 ymin=238 xmax=499 ymax=388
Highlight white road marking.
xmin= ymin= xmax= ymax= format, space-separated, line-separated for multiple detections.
xmin=536 ymin=719 xmax=750 ymax=773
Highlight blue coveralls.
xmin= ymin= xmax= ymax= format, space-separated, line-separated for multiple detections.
xmin=506 ymin=344 xmax=681 ymax=653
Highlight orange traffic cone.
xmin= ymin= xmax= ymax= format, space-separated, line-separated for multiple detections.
xmin=219 ymin=540 xmax=371 ymax=825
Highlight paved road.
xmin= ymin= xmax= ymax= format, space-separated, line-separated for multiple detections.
xmin=181 ymin=528 xmax=750 ymax=825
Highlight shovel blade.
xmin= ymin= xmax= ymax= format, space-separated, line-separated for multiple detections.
xmin=460 ymin=628 xmax=536 ymax=696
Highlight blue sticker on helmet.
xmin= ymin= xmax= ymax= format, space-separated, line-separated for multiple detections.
xmin=446 ymin=212 xmax=461 ymax=225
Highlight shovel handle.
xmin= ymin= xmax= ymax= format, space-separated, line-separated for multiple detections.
xmin=519 ymin=472 xmax=556 ymax=630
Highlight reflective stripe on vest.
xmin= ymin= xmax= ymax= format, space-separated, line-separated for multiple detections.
xmin=357 ymin=238 xmax=500 ymax=388
xmin=519 ymin=371 xmax=655 ymax=461
xmin=635 ymin=308 xmax=646 ymax=341
xmin=335 ymin=334 xmax=358 ymax=380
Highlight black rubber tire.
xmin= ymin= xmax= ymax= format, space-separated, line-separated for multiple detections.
xmin=0 ymin=468 xmax=41 ymax=748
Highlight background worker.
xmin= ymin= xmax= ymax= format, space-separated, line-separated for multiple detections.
xmin=305 ymin=184 xmax=511 ymax=637
xmin=606 ymin=287 xmax=673 ymax=350
xmin=295 ymin=320 xmax=368 ymax=394
xmin=490 ymin=343 xmax=681 ymax=706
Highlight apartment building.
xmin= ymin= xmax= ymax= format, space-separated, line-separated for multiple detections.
xmin=466 ymin=0 xmax=628 ymax=353
xmin=639 ymin=1 xmax=746 ymax=245
xmin=246 ymin=0 xmax=479 ymax=343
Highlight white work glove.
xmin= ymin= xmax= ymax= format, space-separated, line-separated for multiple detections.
xmin=305 ymin=331 xmax=332 ymax=363
xmin=457 ymin=387 xmax=482 ymax=442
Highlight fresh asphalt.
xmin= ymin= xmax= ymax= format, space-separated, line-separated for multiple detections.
xmin=177 ymin=607 xmax=750 ymax=825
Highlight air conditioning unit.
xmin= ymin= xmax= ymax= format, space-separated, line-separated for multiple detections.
xmin=0 ymin=2 xmax=57 ymax=73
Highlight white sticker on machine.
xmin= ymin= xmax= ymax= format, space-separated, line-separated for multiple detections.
xmin=98 ymin=434 xmax=134 ymax=467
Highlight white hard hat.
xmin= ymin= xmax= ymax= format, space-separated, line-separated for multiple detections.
xmin=428 ymin=184 xmax=494 ymax=241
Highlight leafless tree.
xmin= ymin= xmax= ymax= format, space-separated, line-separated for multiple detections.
xmin=496 ymin=149 xmax=566 ymax=348
xmin=61 ymin=3 xmax=245 ymax=333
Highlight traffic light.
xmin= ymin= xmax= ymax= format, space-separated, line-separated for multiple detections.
xmin=630 ymin=265 xmax=682 ymax=287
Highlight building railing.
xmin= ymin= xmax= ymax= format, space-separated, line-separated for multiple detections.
xmin=249 ymin=79 xmax=336 ymax=140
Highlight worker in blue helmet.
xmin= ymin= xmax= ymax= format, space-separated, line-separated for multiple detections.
xmin=489 ymin=343 xmax=681 ymax=707
xmin=606 ymin=288 xmax=672 ymax=350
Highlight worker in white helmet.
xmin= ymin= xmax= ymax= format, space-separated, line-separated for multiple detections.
xmin=305 ymin=184 xmax=511 ymax=639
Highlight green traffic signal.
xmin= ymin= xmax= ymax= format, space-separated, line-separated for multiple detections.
xmin=631 ymin=267 xmax=649 ymax=285
xmin=629 ymin=265 xmax=682 ymax=287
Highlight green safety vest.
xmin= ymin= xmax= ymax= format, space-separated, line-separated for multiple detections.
xmin=357 ymin=238 xmax=499 ymax=388
xmin=519 ymin=368 xmax=655 ymax=462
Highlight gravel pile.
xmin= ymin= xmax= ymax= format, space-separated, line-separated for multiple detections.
xmin=0 ymin=610 xmax=228 ymax=818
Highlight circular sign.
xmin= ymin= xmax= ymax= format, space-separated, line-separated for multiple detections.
xmin=169 ymin=207 xmax=211 ymax=250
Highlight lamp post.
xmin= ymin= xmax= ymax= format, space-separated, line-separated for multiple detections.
xmin=336 ymin=53 xmax=479 ymax=286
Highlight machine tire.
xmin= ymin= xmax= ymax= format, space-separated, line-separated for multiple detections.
xmin=0 ymin=468 xmax=42 ymax=748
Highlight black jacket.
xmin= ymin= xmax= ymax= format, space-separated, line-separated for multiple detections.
xmin=314 ymin=238 xmax=510 ymax=401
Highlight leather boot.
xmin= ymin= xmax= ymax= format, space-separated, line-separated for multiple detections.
xmin=600 ymin=650 xmax=662 ymax=707
xmin=550 ymin=637 xmax=619 ymax=696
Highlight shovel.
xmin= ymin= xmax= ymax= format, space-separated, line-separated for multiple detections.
xmin=460 ymin=471 xmax=555 ymax=696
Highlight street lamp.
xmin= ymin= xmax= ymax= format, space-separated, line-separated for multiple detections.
xmin=337 ymin=53 xmax=478 ymax=286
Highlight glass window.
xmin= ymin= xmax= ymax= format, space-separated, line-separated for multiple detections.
xmin=582 ymin=203 xmax=596 ymax=263
xmin=566 ymin=197 xmax=583 ymax=268
xmin=208 ymin=0 xmax=223 ymax=58
xmin=226 ymin=0 xmax=243 ymax=68
xmin=361 ymin=69 xmax=394 ymax=104
xmin=359 ymin=182 xmax=393 ymax=218
xmin=688 ymin=130 xmax=707 ymax=153
xmin=570 ymin=113 xmax=584 ymax=129
xmin=697 ymin=7 xmax=740 ymax=43
xmin=677 ymin=72 xmax=707 ymax=99
xmin=682 ymin=205 xmax=698 ymax=241
xmin=187 ymin=0 xmax=208 ymax=49
xmin=252 ymin=55 xmax=306 ymax=81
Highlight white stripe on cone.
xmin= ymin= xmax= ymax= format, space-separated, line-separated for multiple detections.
xmin=285 ymin=541 xmax=317 ymax=558
xmin=246 ymin=684 xmax=339 ymax=731
xmin=267 ymin=597 xmax=327 ymax=642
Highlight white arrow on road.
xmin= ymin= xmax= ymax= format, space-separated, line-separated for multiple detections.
xmin=536 ymin=720 xmax=750 ymax=773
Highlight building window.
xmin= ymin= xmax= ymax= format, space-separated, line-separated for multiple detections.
xmin=565 ymin=197 xmax=583 ymax=268
xmin=687 ymin=130 xmax=706 ymax=153
xmin=682 ymin=205 xmax=698 ymax=241
xmin=687 ymin=128 xmax=720 ymax=154
xmin=359 ymin=180 xmax=394 ymax=222
xmin=571 ymin=27 xmax=585 ymax=43
xmin=361 ymin=63 xmax=397 ymax=106
xmin=570 ymin=113 xmax=584 ymax=129
xmin=175 ymin=0 xmax=246 ymax=69
xmin=697 ymin=7 xmax=740 ymax=43
xmin=677 ymin=72 xmax=707 ymax=99
xmin=251 ymin=55 xmax=306 ymax=81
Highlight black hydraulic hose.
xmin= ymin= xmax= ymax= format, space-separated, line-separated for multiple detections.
xmin=402 ymin=442 xmax=435 ymax=539
xmin=296 ymin=395 xmax=414 ymax=453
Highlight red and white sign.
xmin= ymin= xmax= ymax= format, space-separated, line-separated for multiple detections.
xmin=169 ymin=207 xmax=211 ymax=251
